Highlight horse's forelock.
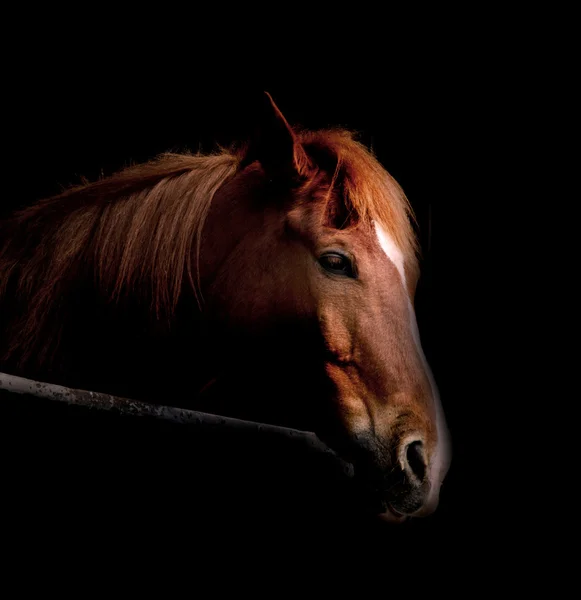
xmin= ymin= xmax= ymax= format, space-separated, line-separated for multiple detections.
xmin=299 ymin=130 xmax=420 ymax=283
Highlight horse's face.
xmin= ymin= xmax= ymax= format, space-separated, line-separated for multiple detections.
xmin=283 ymin=193 xmax=451 ymax=522
xmin=201 ymin=94 xmax=451 ymax=522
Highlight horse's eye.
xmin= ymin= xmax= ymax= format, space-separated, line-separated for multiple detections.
xmin=319 ymin=252 xmax=356 ymax=278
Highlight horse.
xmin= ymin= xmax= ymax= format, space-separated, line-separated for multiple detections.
xmin=0 ymin=92 xmax=451 ymax=523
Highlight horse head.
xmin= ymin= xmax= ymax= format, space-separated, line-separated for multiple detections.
xmin=195 ymin=94 xmax=452 ymax=522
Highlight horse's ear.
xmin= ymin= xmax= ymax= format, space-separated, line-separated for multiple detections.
xmin=241 ymin=92 xmax=310 ymax=179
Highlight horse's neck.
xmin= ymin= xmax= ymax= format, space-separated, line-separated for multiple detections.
xmin=80 ymin=302 xmax=215 ymax=407
xmin=4 ymin=287 xmax=213 ymax=408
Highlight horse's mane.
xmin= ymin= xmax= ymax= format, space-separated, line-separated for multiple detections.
xmin=0 ymin=128 xmax=418 ymax=368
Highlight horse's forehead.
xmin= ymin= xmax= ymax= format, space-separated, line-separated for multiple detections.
xmin=373 ymin=221 xmax=407 ymax=289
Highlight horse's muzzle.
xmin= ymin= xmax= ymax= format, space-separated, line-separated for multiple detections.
xmin=350 ymin=435 xmax=439 ymax=524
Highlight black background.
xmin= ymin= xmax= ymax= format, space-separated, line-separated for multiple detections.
xmin=0 ymin=16 xmax=554 ymax=587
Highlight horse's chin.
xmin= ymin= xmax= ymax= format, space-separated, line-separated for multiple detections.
xmin=377 ymin=505 xmax=410 ymax=525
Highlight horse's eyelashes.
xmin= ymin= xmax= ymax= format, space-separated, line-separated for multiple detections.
xmin=319 ymin=252 xmax=356 ymax=278
xmin=324 ymin=255 xmax=344 ymax=269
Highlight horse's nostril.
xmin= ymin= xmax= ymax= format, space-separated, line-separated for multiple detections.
xmin=404 ymin=440 xmax=427 ymax=483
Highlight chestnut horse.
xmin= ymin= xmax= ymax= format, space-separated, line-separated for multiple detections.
xmin=0 ymin=93 xmax=451 ymax=522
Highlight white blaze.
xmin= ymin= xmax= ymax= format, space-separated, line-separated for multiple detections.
xmin=373 ymin=221 xmax=451 ymax=510
xmin=373 ymin=221 xmax=407 ymax=289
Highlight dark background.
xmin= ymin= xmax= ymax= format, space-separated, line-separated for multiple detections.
xmin=0 ymin=22 xmax=550 ymax=583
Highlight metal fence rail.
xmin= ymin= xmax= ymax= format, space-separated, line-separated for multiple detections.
xmin=0 ymin=370 xmax=349 ymax=469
